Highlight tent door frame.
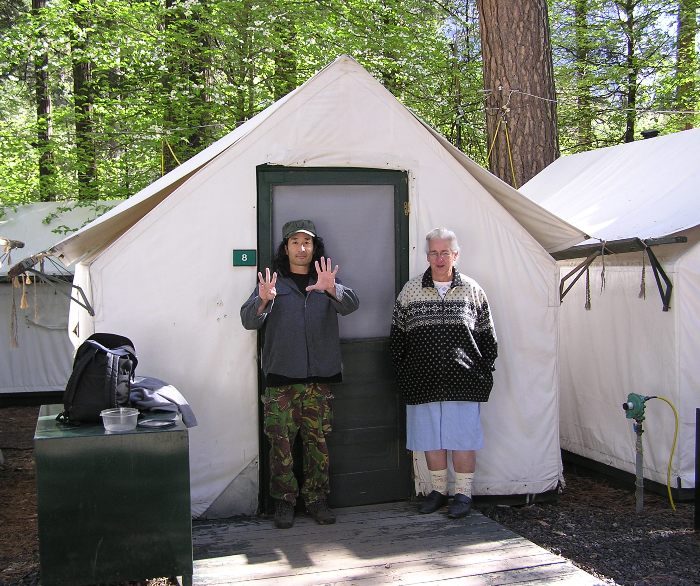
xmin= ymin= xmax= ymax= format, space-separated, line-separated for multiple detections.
xmin=255 ymin=165 xmax=410 ymax=512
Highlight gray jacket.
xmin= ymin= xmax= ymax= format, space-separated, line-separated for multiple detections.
xmin=240 ymin=276 xmax=359 ymax=380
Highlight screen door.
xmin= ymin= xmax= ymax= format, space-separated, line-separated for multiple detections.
xmin=257 ymin=166 xmax=411 ymax=508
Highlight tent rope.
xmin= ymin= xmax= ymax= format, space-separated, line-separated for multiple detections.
xmin=486 ymin=115 xmax=518 ymax=188
xmin=20 ymin=275 xmax=29 ymax=310
xmin=486 ymin=88 xmax=519 ymax=188
xmin=10 ymin=277 xmax=19 ymax=347
xmin=599 ymin=241 xmax=606 ymax=293
xmin=0 ymin=243 xmax=11 ymax=269
xmin=585 ymin=266 xmax=591 ymax=310
xmin=35 ymin=259 xmax=44 ymax=320
xmin=486 ymin=117 xmax=502 ymax=162
xmin=639 ymin=247 xmax=647 ymax=299
xmin=503 ymin=120 xmax=518 ymax=188
xmin=34 ymin=271 xmax=39 ymax=320
xmin=162 ymin=138 xmax=182 ymax=175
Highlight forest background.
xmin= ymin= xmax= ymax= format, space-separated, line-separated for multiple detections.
xmin=0 ymin=0 xmax=698 ymax=226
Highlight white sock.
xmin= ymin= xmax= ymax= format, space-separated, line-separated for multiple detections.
xmin=454 ymin=472 xmax=474 ymax=497
xmin=429 ymin=469 xmax=448 ymax=495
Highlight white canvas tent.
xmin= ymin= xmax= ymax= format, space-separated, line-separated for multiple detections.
xmin=521 ymin=128 xmax=700 ymax=491
xmin=1 ymin=202 xmax=119 ymax=396
xmin=42 ymin=55 xmax=586 ymax=517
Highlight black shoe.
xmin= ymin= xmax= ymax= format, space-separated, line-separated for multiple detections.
xmin=419 ymin=490 xmax=449 ymax=514
xmin=274 ymin=499 xmax=295 ymax=529
xmin=447 ymin=493 xmax=472 ymax=518
xmin=307 ymin=498 xmax=336 ymax=525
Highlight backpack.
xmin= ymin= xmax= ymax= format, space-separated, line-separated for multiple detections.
xmin=57 ymin=333 xmax=138 ymax=425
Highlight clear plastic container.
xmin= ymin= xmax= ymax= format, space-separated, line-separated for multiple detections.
xmin=100 ymin=407 xmax=139 ymax=432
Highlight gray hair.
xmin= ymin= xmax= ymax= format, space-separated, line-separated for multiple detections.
xmin=425 ymin=228 xmax=460 ymax=254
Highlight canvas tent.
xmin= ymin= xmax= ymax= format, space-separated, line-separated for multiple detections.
xmin=1 ymin=202 xmax=119 ymax=396
xmin=33 ymin=55 xmax=586 ymax=518
xmin=521 ymin=128 xmax=700 ymax=491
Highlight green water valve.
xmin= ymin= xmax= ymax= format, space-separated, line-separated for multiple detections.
xmin=622 ymin=392 xmax=648 ymax=420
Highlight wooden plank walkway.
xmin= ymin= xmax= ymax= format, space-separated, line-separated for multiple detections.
xmin=191 ymin=501 xmax=606 ymax=585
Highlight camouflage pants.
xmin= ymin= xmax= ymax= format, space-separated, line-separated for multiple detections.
xmin=262 ymin=383 xmax=333 ymax=504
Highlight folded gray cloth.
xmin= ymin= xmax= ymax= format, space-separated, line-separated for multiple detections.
xmin=130 ymin=376 xmax=198 ymax=428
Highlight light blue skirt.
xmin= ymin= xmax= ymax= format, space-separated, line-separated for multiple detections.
xmin=406 ymin=401 xmax=483 ymax=451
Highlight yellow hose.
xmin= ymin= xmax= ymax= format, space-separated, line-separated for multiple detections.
xmin=650 ymin=396 xmax=679 ymax=511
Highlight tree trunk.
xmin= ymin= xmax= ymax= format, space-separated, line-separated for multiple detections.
xmin=619 ymin=0 xmax=638 ymax=143
xmin=574 ymin=0 xmax=595 ymax=149
xmin=378 ymin=5 xmax=402 ymax=97
xmin=32 ymin=0 xmax=56 ymax=201
xmin=161 ymin=0 xmax=178 ymax=173
xmin=272 ymin=2 xmax=297 ymax=101
xmin=71 ymin=0 xmax=97 ymax=200
xmin=477 ymin=0 xmax=559 ymax=188
xmin=451 ymin=41 xmax=463 ymax=150
xmin=186 ymin=1 xmax=211 ymax=155
xmin=676 ymin=0 xmax=698 ymax=129
xmin=450 ymin=0 xmax=477 ymax=151
xmin=161 ymin=0 xmax=211 ymax=173
xmin=232 ymin=0 xmax=256 ymax=125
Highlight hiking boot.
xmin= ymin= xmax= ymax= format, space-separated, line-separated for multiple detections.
xmin=447 ymin=493 xmax=473 ymax=519
xmin=274 ymin=499 xmax=295 ymax=529
xmin=306 ymin=498 xmax=336 ymax=525
xmin=419 ymin=490 xmax=449 ymax=514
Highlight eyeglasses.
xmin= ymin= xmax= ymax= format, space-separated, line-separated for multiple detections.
xmin=427 ymin=251 xmax=455 ymax=259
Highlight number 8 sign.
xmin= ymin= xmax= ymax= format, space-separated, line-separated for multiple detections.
xmin=232 ymin=249 xmax=257 ymax=266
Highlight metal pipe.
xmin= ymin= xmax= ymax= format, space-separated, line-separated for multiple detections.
xmin=634 ymin=421 xmax=644 ymax=513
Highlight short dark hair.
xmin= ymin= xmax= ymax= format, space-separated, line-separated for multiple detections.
xmin=272 ymin=235 xmax=327 ymax=278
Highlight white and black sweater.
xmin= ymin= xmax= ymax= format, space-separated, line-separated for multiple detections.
xmin=390 ymin=268 xmax=498 ymax=405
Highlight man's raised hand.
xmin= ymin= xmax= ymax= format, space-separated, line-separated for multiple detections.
xmin=258 ymin=268 xmax=278 ymax=302
xmin=306 ymin=257 xmax=339 ymax=296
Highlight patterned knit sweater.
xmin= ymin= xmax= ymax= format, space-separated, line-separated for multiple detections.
xmin=390 ymin=268 xmax=498 ymax=405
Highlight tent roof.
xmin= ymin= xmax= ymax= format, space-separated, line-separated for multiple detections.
xmin=1 ymin=201 xmax=120 ymax=277
xmin=50 ymin=55 xmax=586 ymax=264
xmin=520 ymin=129 xmax=700 ymax=244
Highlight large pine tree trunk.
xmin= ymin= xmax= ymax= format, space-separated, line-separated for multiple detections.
xmin=477 ymin=0 xmax=559 ymax=187
xmin=33 ymin=0 xmax=56 ymax=201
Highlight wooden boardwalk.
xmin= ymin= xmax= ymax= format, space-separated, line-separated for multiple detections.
xmin=191 ymin=501 xmax=606 ymax=585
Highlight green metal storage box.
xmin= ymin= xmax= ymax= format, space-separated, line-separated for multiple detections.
xmin=34 ymin=404 xmax=193 ymax=586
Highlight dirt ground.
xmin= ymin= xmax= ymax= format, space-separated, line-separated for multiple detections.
xmin=1 ymin=405 xmax=698 ymax=586
xmin=476 ymin=473 xmax=699 ymax=585
xmin=0 ymin=407 xmax=37 ymax=586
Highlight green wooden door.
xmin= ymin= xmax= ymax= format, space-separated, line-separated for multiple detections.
xmin=257 ymin=166 xmax=411 ymax=508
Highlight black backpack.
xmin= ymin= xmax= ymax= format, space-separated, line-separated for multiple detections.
xmin=57 ymin=333 xmax=138 ymax=425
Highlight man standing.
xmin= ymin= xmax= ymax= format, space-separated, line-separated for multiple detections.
xmin=390 ymin=228 xmax=497 ymax=519
xmin=240 ymin=219 xmax=359 ymax=529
